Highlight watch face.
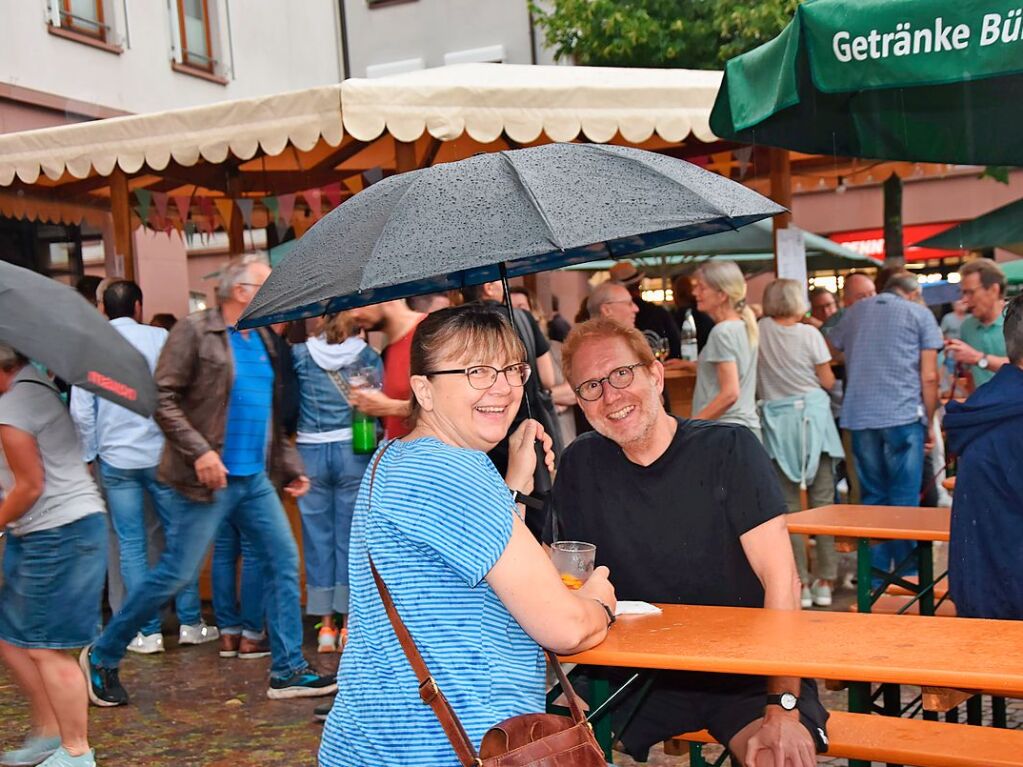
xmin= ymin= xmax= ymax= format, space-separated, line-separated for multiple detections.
xmin=781 ymin=692 xmax=798 ymax=710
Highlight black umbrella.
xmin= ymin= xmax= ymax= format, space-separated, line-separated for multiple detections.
xmin=0 ymin=262 xmax=157 ymax=417
xmin=239 ymin=143 xmax=783 ymax=328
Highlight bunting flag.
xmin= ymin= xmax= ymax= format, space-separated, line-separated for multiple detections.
xmin=363 ymin=167 xmax=384 ymax=187
xmin=302 ymin=188 xmax=322 ymax=221
xmin=172 ymin=194 xmax=192 ymax=222
xmin=322 ymin=182 xmax=342 ymax=210
xmin=134 ymin=189 xmax=153 ymax=226
xmin=197 ymin=195 xmax=215 ymax=222
xmin=277 ymin=193 xmax=296 ymax=227
xmin=213 ymin=198 xmax=235 ymax=231
xmin=274 ymin=215 xmax=290 ymax=242
xmin=152 ymin=191 xmax=170 ymax=223
xmin=734 ymin=146 xmax=754 ymax=179
xmin=262 ymin=196 xmax=279 ymax=225
xmin=236 ymin=198 xmax=254 ymax=229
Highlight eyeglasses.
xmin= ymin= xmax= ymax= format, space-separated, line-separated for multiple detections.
xmin=424 ymin=363 xmax=532 ymax=390
xmin=602 ymin=299 xmax=634 ymax=307
xmin=238 ymin=282 xmax=264 ymax=290
xmin=574 ymin=362 xmax=647 ymax=401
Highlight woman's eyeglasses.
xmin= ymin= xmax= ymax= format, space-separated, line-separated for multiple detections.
xmin=425 ymin=363 xmax=532 ymax=390
xmin=574 ymin=362 xmax=647 ymax=401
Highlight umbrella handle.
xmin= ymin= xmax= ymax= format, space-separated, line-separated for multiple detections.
xmin=533 ymin=442 xmax=552 ymax=494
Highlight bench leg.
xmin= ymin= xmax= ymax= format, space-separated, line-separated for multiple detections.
xmin=916 ymin=542 xmax=934 ymax=616
xmin=993 ymin=696 xmax=1008 ymax=728
xmin=847 ymin=682 xmax=872 ymax=767
xmin=591 ymin=677 xmax=614 ymax=763
xmin=856 ymin=539 xmax=873 ymax=613
xmin=966 ymin=695 xmax=983 ymax=726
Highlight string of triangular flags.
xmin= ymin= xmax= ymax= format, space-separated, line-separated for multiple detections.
xmin=130 ymin=181 xmax=352 ymax=240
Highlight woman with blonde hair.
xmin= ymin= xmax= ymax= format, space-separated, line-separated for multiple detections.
xmin=757 ymin=279 xmax=844 ymax=608
xmin=688 ymin=260 xmax=762 ymax=437
xmin=292 ymin=312 xmax=383 ymax=652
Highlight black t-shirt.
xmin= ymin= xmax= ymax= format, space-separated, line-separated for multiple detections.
xmin=548 ymin=418 xmax=786 ymax=608
xmin=635 ymin=298 xmax=682 ymax=359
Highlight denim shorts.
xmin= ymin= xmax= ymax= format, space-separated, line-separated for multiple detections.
xmin=0 ymin=512 xmax=107 ymax=649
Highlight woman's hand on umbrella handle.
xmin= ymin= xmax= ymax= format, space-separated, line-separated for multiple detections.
xmin=195 ymin=450 xmax=228 ymax=491
xmin=505 ymin=419 xmax=553 ymax=496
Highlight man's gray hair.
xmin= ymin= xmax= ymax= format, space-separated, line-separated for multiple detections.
xmin=959 ymin=259 xmax=1007 ymax=297
xmin=216 ymin=253 xmax=269 ymax=300
xmin=1005 ymin=293 xmax=1023 ymax=366
xmin=0 ymin=343 xmax=27 ymax=372
xmin=587 ymin=281 xmax=627 ymax=317
xmin=883 ymin=273 xmax=920 ymax=297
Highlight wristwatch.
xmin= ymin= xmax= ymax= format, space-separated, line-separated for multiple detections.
xmin=767 ymin=692 xmax=799 ymax=711
xmin=977 ymin=355 xmax=989 ymax=370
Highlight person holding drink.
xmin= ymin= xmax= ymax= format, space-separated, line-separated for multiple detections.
xmin=291 ymin=313 xmax=383 ymax=653
xmin=319 ymin=304 xmax=616 ymax=767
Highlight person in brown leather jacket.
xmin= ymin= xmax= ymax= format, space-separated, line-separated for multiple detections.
xmin=82 ymin=255 xmax=336 ymax=707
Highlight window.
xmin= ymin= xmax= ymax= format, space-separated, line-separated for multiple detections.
xmin=60 ymin=0 xmax=106 ymax=41
xmin=176 ymin=0 xmax=215 ymax=72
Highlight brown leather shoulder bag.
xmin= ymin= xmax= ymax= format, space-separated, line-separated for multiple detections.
xmin=366 ymin=443 xmax=607 ymax=767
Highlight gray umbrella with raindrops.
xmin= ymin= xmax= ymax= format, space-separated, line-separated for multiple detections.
xmin=238 ymin=143 xmax=783 ymax=329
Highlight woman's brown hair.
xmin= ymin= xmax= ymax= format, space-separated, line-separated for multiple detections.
xmin=407 ymin=304 xmax=526 ymax=425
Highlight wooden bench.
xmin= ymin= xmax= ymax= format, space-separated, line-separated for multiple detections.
xmin=850 ymin=594 xmax=957 ymax=617
xmin=668 ymin=710 xmax=1023 ymax=767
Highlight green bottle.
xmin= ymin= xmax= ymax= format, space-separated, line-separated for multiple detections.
xmin=352 ymin=409 xmax=377 ymax=455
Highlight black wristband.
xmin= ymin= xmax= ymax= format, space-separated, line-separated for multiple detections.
xmin=592 ymin=599 xmax=616 ymax=628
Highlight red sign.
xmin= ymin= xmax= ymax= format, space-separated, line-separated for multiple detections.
xmin=87 ymin=371 xmax=137 ymax=401
xmin=829 ymin=222 xmax=965 ymax=262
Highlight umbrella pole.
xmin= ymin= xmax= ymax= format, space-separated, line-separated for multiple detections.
xmin=499 ymin=262 xmax=552 ymax=497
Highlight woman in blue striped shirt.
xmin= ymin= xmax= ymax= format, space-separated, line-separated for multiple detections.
xmin=319 ymin=304 xmax=616 ymax=767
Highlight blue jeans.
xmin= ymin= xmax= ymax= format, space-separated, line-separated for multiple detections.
xmin=297 ymin=442 xmax=371 ymax=616
xmin=93 ymin=473 xmax=306 ymax=679
xmin=212 ymin=520 xmax=266 ymax=638
xmin=98 ymin=462 xmax=202 ymax=635
xmin=851 ymin=422 xmax=926 ymax=581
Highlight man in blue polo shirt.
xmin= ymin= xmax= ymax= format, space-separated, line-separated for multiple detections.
xmin=82 ymin=255 xmax=335 ymax=708
xmin=945 ymin=259 xmax=1009 ymax=391
xmin=829 ymin=273 xmax=943 ymax=582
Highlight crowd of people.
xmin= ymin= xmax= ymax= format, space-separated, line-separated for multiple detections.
xmin=0 ymin=251 xmax=1020 ymax=767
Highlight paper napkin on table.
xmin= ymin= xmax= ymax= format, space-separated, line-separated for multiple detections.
xmin=614 ymin=601 xmax=661 ymax=617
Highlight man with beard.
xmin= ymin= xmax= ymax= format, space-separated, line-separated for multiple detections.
xmin=346 ymin=299 xmax=425 ymax=439
xmin=548 ymin=318 xmax=828 ymax=767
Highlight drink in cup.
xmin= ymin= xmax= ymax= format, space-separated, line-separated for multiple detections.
xmin=551 ymin=541 xmax=596 ymax=590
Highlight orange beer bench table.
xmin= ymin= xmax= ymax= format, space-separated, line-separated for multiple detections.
xmin=787 ymin=505 xmax=950 ymax=614
xmin=558 ymin=604 xmax=1023 ymax=763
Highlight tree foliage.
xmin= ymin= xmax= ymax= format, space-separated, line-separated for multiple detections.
xmin=530 ymin=0 xmax=802 ymax=69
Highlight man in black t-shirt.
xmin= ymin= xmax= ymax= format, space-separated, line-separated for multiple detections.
xmin=549 ymin=317 xmax=828 ymax=765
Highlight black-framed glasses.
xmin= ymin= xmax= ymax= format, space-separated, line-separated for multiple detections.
xmin=574 ymin=362 xmax=647 ymax=401
xmin=425 ymin=363 xmax=532 ymax=390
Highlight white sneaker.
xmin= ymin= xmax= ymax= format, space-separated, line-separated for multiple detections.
xmin=800 ymin=585 xmax=812 ymax=609
xmin=179 ymin=623 xmax=220 ymax=645
xmin=126 ymin=632 xmax=164 ymax=655
xmin=811 ymin=580 xmax=833 ymax=607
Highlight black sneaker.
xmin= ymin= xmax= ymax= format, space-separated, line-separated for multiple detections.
xmin=79 ymin=645 xmax=129 ymax=707
xmin=266 ymin=667 xmax=337 ymax=700
xmin=313 ymin=698 xmax=334 ymax=722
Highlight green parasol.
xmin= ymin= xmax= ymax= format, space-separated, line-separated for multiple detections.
xmin=710 ymin=0 xmax=1023 ymax=164
xmin=912 ymin=197 xmax=1023 ymax=255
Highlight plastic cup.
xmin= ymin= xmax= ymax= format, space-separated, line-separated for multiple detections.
xmin=551 ymin=541 xmax=596 ymax=590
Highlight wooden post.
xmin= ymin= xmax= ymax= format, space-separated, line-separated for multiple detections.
xmin=394 ymin=138 xmax=417 ymax=174
xmin=109 ymin=167 xmax=135 ymax=281
xmin=883 ymin=172 xmax=905 ymax=267
xmin=225 ymin=170 xmax=245 ymax=255
xmin=769 ymin=148 xmax=793 ymax=275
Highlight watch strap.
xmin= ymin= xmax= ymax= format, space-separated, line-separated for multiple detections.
xmin=766 ymin=693 xmax=798 ymax=710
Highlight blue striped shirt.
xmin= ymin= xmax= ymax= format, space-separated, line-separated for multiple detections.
xmin=223 ymin=329 xmax=273 ymax=476
xmin=319 ymin=438 xmax=544 ymax=767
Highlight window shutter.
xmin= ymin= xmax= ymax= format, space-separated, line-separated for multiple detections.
xmin=166 ymin=0 xmax=183 ymax=63
xmin=46 ymin=0 xmax=62 ymax=27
